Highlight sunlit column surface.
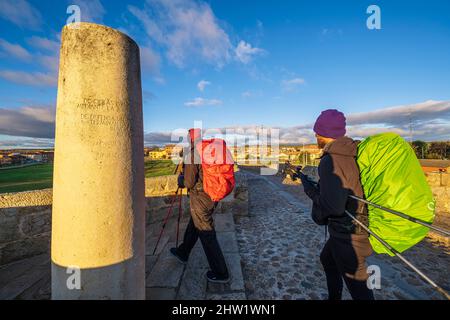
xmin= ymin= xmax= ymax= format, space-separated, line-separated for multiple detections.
xmin=51 ymin=23 xmax=145 ymax=299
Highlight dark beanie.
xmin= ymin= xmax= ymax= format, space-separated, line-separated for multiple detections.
xmin=313 ymin=109 xmax=346 ymax=139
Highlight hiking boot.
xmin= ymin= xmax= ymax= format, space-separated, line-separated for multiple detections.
xmin=206 ymin=271 xmax=230 ymax=284
xmin=170 ymin=247 xmax=188 ymax=264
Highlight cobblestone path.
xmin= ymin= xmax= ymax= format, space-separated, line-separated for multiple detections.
xmin=235 ymin=170 xmax=450 ymax=300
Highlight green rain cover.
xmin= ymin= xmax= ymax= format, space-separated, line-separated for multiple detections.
xmin=357 ymin=133 xmax=435 ymax=256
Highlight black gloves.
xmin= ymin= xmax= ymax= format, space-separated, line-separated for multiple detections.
xmin=177 ymin=174 xmax=185 ymax=189
xmin=299 ymin=172 xmax=318 ymax=199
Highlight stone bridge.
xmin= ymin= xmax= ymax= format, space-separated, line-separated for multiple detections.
xmin=1 ymin=168 xmax=449 ymax=300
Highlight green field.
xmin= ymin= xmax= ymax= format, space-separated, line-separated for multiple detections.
xmin=145 ymin=159 xmax=177 ymax=177
xmin=0 ymin=160 xmax=178 ymax=194
xmin=0 ymin=164 xmax=53 ymax=194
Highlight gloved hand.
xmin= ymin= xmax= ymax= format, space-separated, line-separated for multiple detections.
xmin=177 ymin=174 xmax=185 ymax=189
xmin=299 ymin=172 xmax=317 ymax=198
xmin=298 ymin=172 xmax=309 ymax=185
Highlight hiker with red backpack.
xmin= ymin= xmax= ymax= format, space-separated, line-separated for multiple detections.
xmin=170 ymin=128 xmax=235 ymax=283
xmin=299 ymin=109 xmax=375 ymax=300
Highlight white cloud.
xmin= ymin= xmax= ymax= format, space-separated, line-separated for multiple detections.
xmin=37 ymin=54 xmax=60 ymax=73
xmin=0 ymin=39 xmax=32 ymax=61
xmin=197 ymin=80 xmax=211 ymax=92
xmin=321 ymin=28 xmax=343 ymax=37
xmin=347 ymin=100 xmax=450 ymax=126
xmin=241 ymin=90 xmax=262 ymax=98
xmin=129 ymin=0 xmax=233 ymax=68
xmin=70 ymin=0 xmax=105 ymax=23
xmin=235 ymin=40 xmax=265 ymax=64
xmin=281 ymin=78 xmax=306 ymax=92
xmin=20 ymin=106 xmax=55 ymax=123
xmin=0 ymin=105 xmax=55 ymax=138
xmin=184 ymin=97 xmax=222 ymax=107
xmin=26 ymin=36 xmax=60 ymax=52
xmin=140 ymin=45 xmax=161 ymax=76
xmin=144 ymin=131 xmax=173 ymax=145
xmin=0 ymin=136 xmax=54 ymax=149
xmin=0 ymin=0 xmax=42 ymax=30
xmin=129 ymin=0 xmax=265 ymax=69
xmin=0 ymin=36 xmax=60 ymax=87
xmin=0 ymin=70 xmax=57 ymax=87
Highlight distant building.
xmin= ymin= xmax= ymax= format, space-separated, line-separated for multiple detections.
xmin=41 ymin=151 xmax=54 ymax=163
xmin=26 ymin=153 xmax=43 ymax=162
xmin=148 ymin=149 xmax=168 ymax=160
xmin=0 ymin=155 xmax=12 ymax=166
xmin=419 ymin=159 xmax=450 ymax=173
xmin=6 ymin=153 xmax=25 ymax=165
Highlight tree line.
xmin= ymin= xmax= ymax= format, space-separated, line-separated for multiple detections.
xmin=411 ymin=141 xmax=450 ymax=160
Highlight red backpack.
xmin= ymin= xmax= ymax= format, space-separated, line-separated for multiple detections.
xmin=195 ymin=138 xmax=235 ymax=202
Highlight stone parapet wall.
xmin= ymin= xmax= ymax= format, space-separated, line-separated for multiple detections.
xmin=0 ymin=189 xmax=52 ymax=209
xmin=0 ymin=176 xmax=185 ymax=267
xmin=0 ymin=205 xmax=51 ymax=266
xmin=0 ymin=174 xmax=247 ymax=267
xmin=145 ymin=175 xmax=181 ymax=197
xmin=0 ymin=189 xmax=53 ymax=266
xmin=424 ymin=172 xmax=449 ymax=228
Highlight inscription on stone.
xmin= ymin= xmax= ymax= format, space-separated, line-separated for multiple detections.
xmin=76 ymin=98 xmax=130 ymax=128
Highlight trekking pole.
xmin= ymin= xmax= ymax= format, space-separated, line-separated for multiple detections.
xmin=345 ymin=210 xmax=450 ymax=300
xmin=152 ymin=188 xmax=180 ymax=255
xmin=349 ymin=195 xmax=450 ymax=237
xmin=176 ymin=188 xmax=184 ymax=247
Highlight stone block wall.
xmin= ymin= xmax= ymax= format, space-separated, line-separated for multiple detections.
xmin=0 ymin=190 xmax=52 ymax=266
xmin=219 ymin=171 xmax=248 ymax=217
xmin=424 ymin=172 xmax=449 ymax=229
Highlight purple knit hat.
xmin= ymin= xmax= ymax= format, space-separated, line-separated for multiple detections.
xmin=313 ymin=109 xmax=346 ymax=139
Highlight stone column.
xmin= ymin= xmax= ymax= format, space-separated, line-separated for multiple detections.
xmin=51 ymin=23 xmax=145 ymax=299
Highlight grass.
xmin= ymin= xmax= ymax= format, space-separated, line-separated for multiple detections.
xmin=0 ymin=160 xmax=178 ymax=194
xmin=0 ymin=163 xmax=53 ymax=194
xmin=144 ymin=159 xmax=177 ymax=178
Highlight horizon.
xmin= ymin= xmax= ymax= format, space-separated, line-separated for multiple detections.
xmin=0 ymin=0 xmax=450 ymax=148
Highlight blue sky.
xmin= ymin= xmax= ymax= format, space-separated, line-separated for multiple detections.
xmin=0 ymin=0 xmax=449 ymax=148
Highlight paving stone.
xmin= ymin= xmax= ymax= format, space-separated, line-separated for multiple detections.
xmin=146 ymin=287 xmax=177 ymax=300
xmin=146 ymin=234 xmax=170 ymax=256
xmin=16 ymin=272 xmax=51 ymax=300
xmin=177 ymin=265 xmax=208 ymax=300
xmin=214 ymin=213 xmax=235 ymax=232
xmin=177 ymin=246 xmax=208 ymax=300
xmin=206 ymin=292 xmax=247 ymax=300
xmin=226 ymin=253 xmax=245 ymax=292
xmin=0 ymin=254 xmax=50 ymax=300
xmin=217 ymin=232 xmax=239 ymax=254
xmin=145 ymin=255 xmax=158 ymax=276
xmin=146 ymin=244 xmax=185 ymax=288
xmin=205 ymin=256 xmax=244 ymax=294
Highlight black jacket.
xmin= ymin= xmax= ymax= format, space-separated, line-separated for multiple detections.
xmin=303 ymin=137 xmax=369 ymax=239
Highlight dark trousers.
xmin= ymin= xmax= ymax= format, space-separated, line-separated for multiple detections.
xmin=320 ymin=236 xmax=375 ymax=300
xmin=177 ymin=194 xmax=229 ymax=277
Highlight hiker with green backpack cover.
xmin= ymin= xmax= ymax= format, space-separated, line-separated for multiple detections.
xmin=300 ymin=109 xmax=375 ymax=300
xmin=299 ymin=109 xmax=441 ymax=300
